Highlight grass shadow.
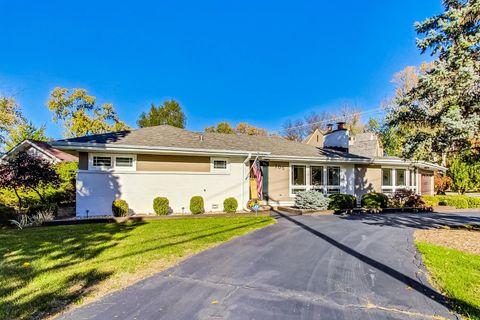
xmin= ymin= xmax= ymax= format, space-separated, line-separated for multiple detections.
xmin=0 ymin=221 xmax=144 ymax=319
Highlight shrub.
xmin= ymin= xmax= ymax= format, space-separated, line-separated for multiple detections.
xmin=361 ymin=192 xmax=388 ymax=209
xmin=153 ymin=197 xmax=170 ymax=215
xmin=0 ymin=203 xmax=17 ymax=228
xmin=27 ymin=203 xmax=59 ymax=216
xmin=328 ymin=194 xmax=356 ymax=211
xmin=421 ymin=195 xmax=438 ymax=207
xmin=295 ymin=191 xmax=330 ymax=210
xmin=223 ymin=197 xmax=238 ymax=213
xmin=190 ymin=196 xmax=205 ymax=214
xmin=389 ymin=189 xmax=426 ymax=208
xmin=421 ymin=195 xmax=480 ymax=209
xmin=9 ymin=210 xmax=55 ymax=229
xmin=112 ymin=200 xmax=129 ymax=217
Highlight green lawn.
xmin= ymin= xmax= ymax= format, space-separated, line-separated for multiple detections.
xmin=417 ymin=242 xmax=480 ymax=320
xmin=0 ymin=216 xmax=274 ymax=319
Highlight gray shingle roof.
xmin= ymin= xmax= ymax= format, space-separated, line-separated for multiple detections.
xmin=56 ymin=125 xmax=368 ymax=159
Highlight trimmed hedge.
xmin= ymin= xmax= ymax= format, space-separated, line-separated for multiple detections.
xmin=153 ymin=197 xmax=170 ymax=215
xmin=223 ymin=197 xmax=238 ymax=213
xmin=361 ymin=193 xmax=388 ymax=209
xmin=112 ymin=200 xmax=129 ymax=217
xmin=190 ymin=196 xmax=205 ymax=214
xmin=328 ymin=194 xmax=356 ymax=211
xmin=422 ymin=195 xmax=480 ymax=209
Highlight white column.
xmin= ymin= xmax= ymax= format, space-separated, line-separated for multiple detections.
xmin=392 ymin=168 xmax=397 ymax=192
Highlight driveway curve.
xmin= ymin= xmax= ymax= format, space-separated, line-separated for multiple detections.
xmin=59 ymin=211 xmax=480 ymax=320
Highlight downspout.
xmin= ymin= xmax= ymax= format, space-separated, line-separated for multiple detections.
xmin=242 ymin=153 xmax=252 ymax=212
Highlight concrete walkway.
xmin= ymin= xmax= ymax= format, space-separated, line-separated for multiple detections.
xmin=58 ymin=211 xmax=480 ymax=320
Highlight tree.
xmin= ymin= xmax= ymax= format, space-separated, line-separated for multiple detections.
xmin=48 ymin=87 xmax=129 ymax=138
xmin=235 ymin=123 xmax=268 ymax=136
xmin=434 ymin=173 xmax=453 ymax=195
xmin=282 ymin=119 xmax=305 ymax=141
xmin=4 ymin=121 xmax=49 ymax=151
xmin=204 ymin=121 xmax=236 ymax=134
xmin=447 ymin=152 xmax=480 ymax=194
xmin=282 ymin=104 xmax=366 ymax=141
xmin=0 ymin=151 xmax=61 ymax=208
xmin=365 ymin=118 xmax=380 ymax=133
xmin=0 ymin=96 xmax=22 ymax=145
xmin=137 ymin=100 xmax=186 ymax=128
xmin=386 ymin=0 xmax=480 ymax=160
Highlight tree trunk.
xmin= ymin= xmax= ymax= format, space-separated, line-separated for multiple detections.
xmin=13 ymin=188 xmax=22 ymax=209
xmin=31 ymin=187 xmax=46 ymax=203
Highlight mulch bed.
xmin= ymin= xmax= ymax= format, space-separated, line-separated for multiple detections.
xmin=415 ymin=226 xmax=480 ymax=255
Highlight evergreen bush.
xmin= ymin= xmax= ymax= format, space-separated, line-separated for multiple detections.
xmin=223 ymin=197 xmax=238 ymax=213
xmin=361 ymin=193 xmax=388 ymax=209
xmin=295 ymin=191 xmax=330 ymax=210
xmin=190 ymin=196 xmax=205 ymax=214
xmin=153 ymin=197 xmax=170 ymax=215
xmin=328 ymin=194 xmax=356 ymax=211
xmin=112 ymin=200 xmax=128 ymax=217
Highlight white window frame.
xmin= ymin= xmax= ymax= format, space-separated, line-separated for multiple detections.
xmin=211 ymin=158 xmax=230 ymax=173
xmin=88 ymin=153 xmax=136 ymax=171
xmin=289 ymin=164 xmax=342 ymax=197
xmin=381 ymin=167 xmax=417 ymax=194
xmin=290 ymin=164 xmax=308 ymax=196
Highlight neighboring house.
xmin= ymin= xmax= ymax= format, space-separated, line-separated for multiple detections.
xmin=1 ymin=140 xmax=78 ymax=164
xmin=50 ymin=124 xmax=444 ymax=216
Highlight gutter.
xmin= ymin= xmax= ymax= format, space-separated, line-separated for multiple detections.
xmin=51 ymin=142 xmax=271 ymax=157
xmin=264 ymin=155 xmax=447 ymax=172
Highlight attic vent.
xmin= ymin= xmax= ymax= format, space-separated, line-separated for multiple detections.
xmin=199 ymin=134 xmax=204 ymax=142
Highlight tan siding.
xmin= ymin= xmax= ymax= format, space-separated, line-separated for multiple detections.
xmin=136 ymin=154 xmax=210 ymax=172
xmin=78 ymin=152 xmax=88 ymax=170
xmin=268 ymin=161 xmax=291 ymax=201
xmin=354 ymin=165 xmax=381 ymax=196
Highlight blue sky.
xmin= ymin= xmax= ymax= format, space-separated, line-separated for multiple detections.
xmin=0 ymin=1 xmax=442 ymax=138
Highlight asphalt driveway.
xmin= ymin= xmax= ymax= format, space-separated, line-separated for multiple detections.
xmin=59 ymin=211 xmax=480 ymax=320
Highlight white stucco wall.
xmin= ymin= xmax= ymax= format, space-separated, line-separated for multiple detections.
xmin=323 ymin=130 xmax=349 ymax=149
xmin=341 ymin=163 xmax=355 ymax=195
xmin=76 ymin=157 xmax=249 ymax=216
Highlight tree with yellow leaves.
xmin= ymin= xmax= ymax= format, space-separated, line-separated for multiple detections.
xmin=48 ymin=87 xmax=129 ymax=138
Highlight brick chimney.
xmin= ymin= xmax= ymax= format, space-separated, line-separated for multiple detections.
xmin=337 ymin=122 xmax=346 ymax=130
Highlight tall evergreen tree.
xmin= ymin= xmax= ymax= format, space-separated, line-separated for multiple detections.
xmin=387 ymin=0 xmax=480 ymax=160
xmin=137 ymin=100 xmax=186 ymax=128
